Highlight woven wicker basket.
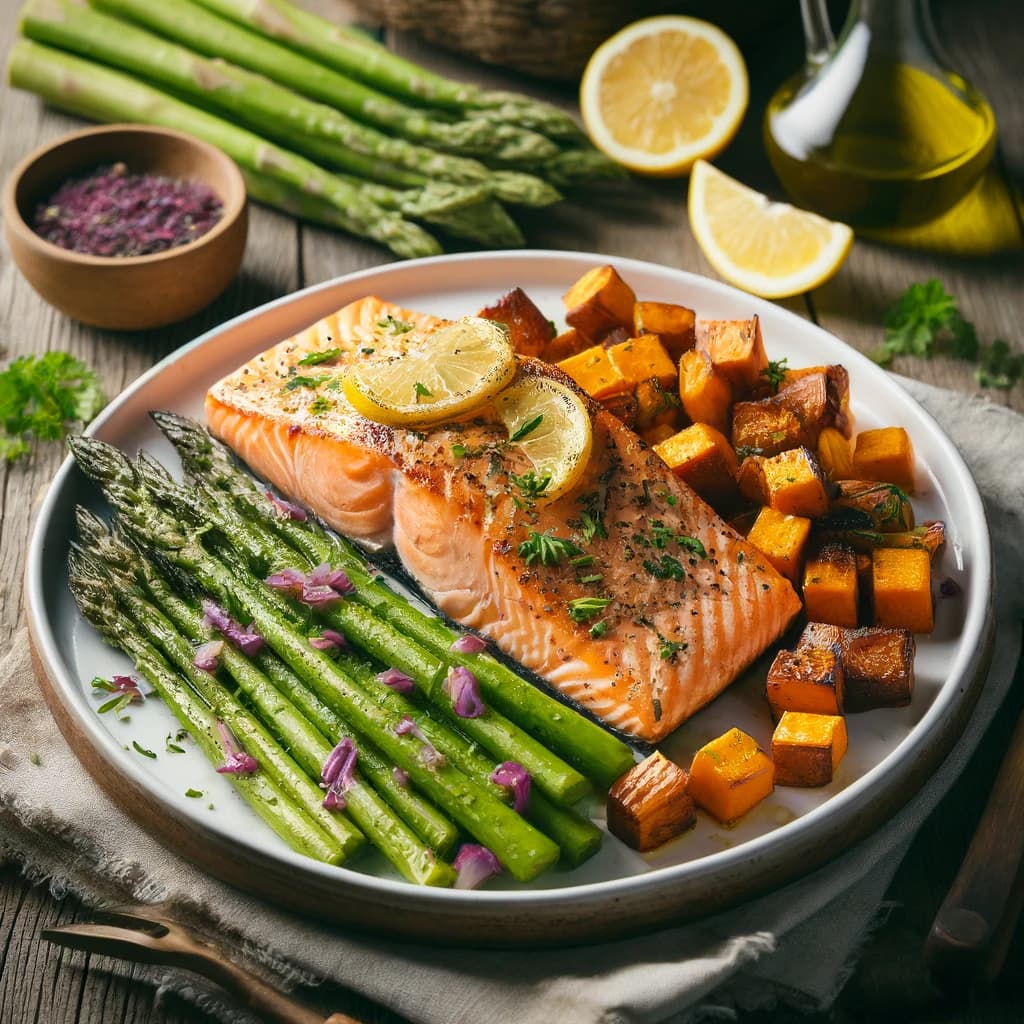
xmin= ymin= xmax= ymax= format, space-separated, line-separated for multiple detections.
xmin=353 ymin=0 xmax=791 ymax=81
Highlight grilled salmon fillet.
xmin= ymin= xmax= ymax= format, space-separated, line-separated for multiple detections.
xmin=206 ymin=296 xmax=801 ymax=741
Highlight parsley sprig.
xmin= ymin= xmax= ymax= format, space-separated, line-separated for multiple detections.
xmin=876 ymin=279 xmax=1019 ymax=388
xmin=510 ymin=470 xmax=551 ymax=500
xmin=518 ymin=529 xmax=582 ymax=567
xmin=762 ymin=358 xmax=789 ymax=394
xmin=567 ymin=596 xmax=612 ymax=622
xmin=1 ymin=352 xmax=104 ymax=462
xmin=297 ymin=347 xmax=341 ymax=366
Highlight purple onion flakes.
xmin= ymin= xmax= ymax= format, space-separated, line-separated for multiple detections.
xmin=444 ymin=666 xmax=485 ymax=719
xmin=449 ymin=633 xmax=487 ymax=655
xmin=308 ymin=629 xmax=348 ymax=652
xmin=393 ymin=715 xmax=446 ymax=769
xmin=452 ymin=844 xmax=502 ymax=890
xmin=490 ymin=761 xmax=531 ymax=813
xmin=201 ymin=599 xmax=264 ymax=656
xmin=32 ymin=162 xmax=223 ymax=258
xmin=321 ymin=737 xmax=358 ymax=810
xmin=214 ymin=721 xmax=258 ymax=776
xmin=266 ymin=490 xmax=308 ymax=521
xmin=392 ymin=767 xmax=410 ymax=789
xmin=376 ymin=667 xmax=416 ymax=694
xmin=193 ymin=639 xmax=225 ymax=672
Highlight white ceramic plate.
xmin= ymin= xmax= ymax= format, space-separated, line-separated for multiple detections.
xmin=26 ymin=251 xmax=992 ymax=943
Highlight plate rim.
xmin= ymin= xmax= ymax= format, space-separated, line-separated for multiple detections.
xmin=24 ymin=249 xmax=994 ymax=934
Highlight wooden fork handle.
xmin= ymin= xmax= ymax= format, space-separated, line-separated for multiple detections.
xmin=925 ymin=701 xmax=1024 ymax=987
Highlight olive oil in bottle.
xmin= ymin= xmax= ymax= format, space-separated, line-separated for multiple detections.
xmin=764 ymin=3 xmax=996 ymax=229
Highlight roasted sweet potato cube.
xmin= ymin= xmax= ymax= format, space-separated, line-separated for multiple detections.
xmin=557 ymin=345 xmax=630 ymax=400
xmin=477 ymin=287 xmax=555 ymax=358
xmin=688 ymin=728 xmax=775 ymax=824
xmin=853 ymin=427 xmax=916 ymax=492
xmin=842 ymin=626 xmax=916 ymax=711
xmin=872 ymin=547 xmax=934 ymax=633
xmin=761 ymin=447 xmax=830 ymax=518
xmin=732 ymin=398 xmax=805 ymax=457
xmin=641 ymin=422 xmax=679 ymax=447
xmin=766 ymin=646 xmax=845 ymax=718
xmin=678 ymin=349 xmax=732 ymax=435
xmin=696 ymin=315 xmax=768 ymax=395
xmin=746 ymin=507 xmax=812 ymax=583
xmin=608 ymin=335 xmax=678 ymax=390
xmin=544 ymin=327 xmax=588 ymax=363
xmin=803 ymin=544 xmax=859 ymax=628
xmin=735 ymin=455 xmax=769 ymax=505
xmin=780 ymin=365 xmax=853 ymax=437
xmin=653 ymin=423 xmax=740 ymax=508
xmin=830 ymin=480 xmax=915 ymax=533
xmin=563 ymin=265 xmax=636 ymax=342
xmin=607 ymin=752 xmax=696 ymax=851
xmin=797 ymin=621 xmax=846 ymax=652
xmin=635 ymin=378 xmax=681 ymax=429
xmin=600 ymin=390 xmax=639 ymax=428
xmin=818 ymin=426 xmax=855 ymax=480
xmin=772 ymin=712 xmax=848 ymax=787
xmin=633 ymin=300 xmax=696 ymax=360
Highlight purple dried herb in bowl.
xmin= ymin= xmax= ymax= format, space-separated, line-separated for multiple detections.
xmin=32 ymin=162 xmax=223 ymax=258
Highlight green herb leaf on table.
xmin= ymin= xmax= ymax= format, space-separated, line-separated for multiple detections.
xmin=0 ymin=352 xmax=104 ymax=462
xmin=976 ymin=340 xmax=1023 ymax=389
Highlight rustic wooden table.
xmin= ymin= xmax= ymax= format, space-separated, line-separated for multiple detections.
xmin=1 ymin=1 xmax=1022 ymax=1021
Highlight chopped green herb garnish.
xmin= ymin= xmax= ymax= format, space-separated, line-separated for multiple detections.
xmin=451 ymin=443 xmax=467 ymax=459
xmin=568 ymin=597 xmax=612 ymax=622
xmin=29 ymin=753 xmax=42 ymax=766
xmin=166 ymin=732 xmax=187 ymax=754
xmin=97 ymin=694 xmax=133 ymax=718
xmin=510 ymin=470 xmax=551 ymax=500
xmin=413 ymin=381 xmax=432 ymax=398
xmin=185 ymin=788 xmax=204 ymax=798
xmin=665 ymin=493 xmax=677 ymax=506
xmin=735 ymin=445 xmax=764 ymax=462
xmin=677 ymin=536 xmax=707 ymax=559
xmin=308 ymin=395 xmax=333 ymax=416
xmin=509 ymin=414 xmax=544 ymax=443
xmin=360 ymin=347 xmax=375 ymax=355
xmin=0 ymin=351 xmax=105 ymax=462
xmin=518 ymin=529 xmax=581 ymax=567
xmin=578 ymin=510 xmax=606 ymax=544
xmin=132 ymin=741 xmax=157 ymax=760
xmin=649 ymin=522 xmax=675 ymax=549
xmin=569 ymin=553 xmax=595 ymax=568
xmin=589 ymin=620 xmax=609 ymax=638
xmin=377 ymin=315 xmax=414 ymax=334
xmin=658 ymin=638 xmax=688 ymax=662
xmin=643 ymin=555 xmax=687 ymax=581
xmin=297 ymin=348 xmax=341 ymax=366
xmin=283 ymin=375 xmax=323 ymax=391
xmin=762 ymin=358 xmax=789 ymax=394
xmin=578 ymin=573 xmax=603 ymax=584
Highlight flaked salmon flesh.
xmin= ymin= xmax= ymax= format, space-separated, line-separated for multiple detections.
xmin=206 ymin=296 xmax=801 ymax=742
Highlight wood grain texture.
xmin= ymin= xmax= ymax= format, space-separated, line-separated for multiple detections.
xmin=1 ymin=0 xmax=1022 ymax=1020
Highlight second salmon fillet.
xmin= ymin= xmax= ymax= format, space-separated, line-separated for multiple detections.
xmin=206 ymin=296 xmax=801 ymax=742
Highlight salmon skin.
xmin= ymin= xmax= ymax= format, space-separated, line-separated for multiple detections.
xmin=206 ymin=296 xmax=801 ymax=742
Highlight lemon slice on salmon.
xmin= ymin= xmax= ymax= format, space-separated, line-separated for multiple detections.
xmin=496 ymin=376 xmax=593 ymax=502
xmin=343 ymin=317 xmax=516 ymax=427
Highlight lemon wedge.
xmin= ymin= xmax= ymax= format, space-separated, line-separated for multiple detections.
xmin=580 ymin=16 xmax=748 ymax=177
xmin=495 ymin=376 xmax=593 ymax=502
xmin=343 ymin=317 xmax=516 ymax=427
xmin=688 ymin=160 xmax=854 ymax=298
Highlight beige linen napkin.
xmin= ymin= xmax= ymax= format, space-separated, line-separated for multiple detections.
xmin=1 ymin=379 xmax=1022 ymax=1024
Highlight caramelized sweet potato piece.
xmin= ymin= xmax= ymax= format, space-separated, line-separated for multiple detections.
xmin=766 ymin=645 xmax=845 ymax=718
xmin=477 ymin=286 xmax=555 ymax=358
xmin=731 ymin=398 xmax=804 ymax=457
xmin=852 ymin=427 xmax=916 ymax=492
xmin=802 ymin=543 xmax=859 ymax=628
xmin=607 ymin=335 xmax=678 ymax=390
xmin=842 ymin=626 xmax=916 ymax=711
xmin=635 ymin=378 xmax=681 ymax=429
xmin=600 ymin=390 xmax=639 ymax=428
xmin=780 ymin=365 xmax=853 ymax=437
xmin=607 ymin=752 xmax=696 ymax=851
xmin=696 ymin=315 xmax=768 ymax=395
xmin=641 ymin=422 xmax=679 ymax=447
xmin=817 ymin=426 xmax=855 ymax=480
xmin=816 ymin=520 xmax=946 ymax=558
xmin=544 ymin=327 xmax=588 ymax=363
xmin=688 ymin=728 xmax=775 ymax=824
xmin=746 ymin=507 xmax=812 ymax=583
xmin=828 ymin=480 xmax=915 ymax=533
xmin=557 ymin=345 xmax=630 ymax=400
xmin=563 ymin=265 xmax=636 ymax=342
xmin=633 ymin=300 xmax=696 ymax=360
xmin=796 ymin=621 xmax=846 ymax=652
xmin=871 ymin=547 xmax=934 ymax=633
xmin=772 ymin=712 xmax=848 ymax=787
xmin=739 ymin=447 xmax=829 ymax=517
xmin=678 ymin=349 xmax=732 ymax=435
xmin=653 ymin=422 xmax=740 ymax=509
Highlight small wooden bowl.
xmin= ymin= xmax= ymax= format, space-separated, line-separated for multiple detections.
xmin=3 ymin=124 xmax=248 ymax=330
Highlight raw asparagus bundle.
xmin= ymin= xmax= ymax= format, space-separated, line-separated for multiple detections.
xmin=67 ymin=435 xmax=617 ymax=882
xmin=7 ymin=40 xmax=440 ymax=259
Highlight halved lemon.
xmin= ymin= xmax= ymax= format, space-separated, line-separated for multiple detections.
xmin=495 ymin=376 xmax=593 ymax=502
xmin=343 ymin=317 xmax=516 ymax=427
xmin=580 ymin=16 xmax=748 ymax=177
xmin=688 ymin=160 xmax=854 ymax=298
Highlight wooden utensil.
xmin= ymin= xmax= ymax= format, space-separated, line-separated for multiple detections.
xmin=41 ymin=907 xmax=361 ymax=1024
xmin=925 ymin=701 xmax=1024 ymax=987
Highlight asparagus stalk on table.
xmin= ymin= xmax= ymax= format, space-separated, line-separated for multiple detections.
xmin=242 ymin=168 xmax=525 ymax=248
xmin=69 ymin=437 xmax=562 ymax=883
xmin=152 ymin=413 xmax=638 ymax=789
xmin=67 ymin=554 xmax=353 ymax=867
xmin=189 ymin=0 xmax=586 ymax=141
xmin=130 ymin=451 xmax=592 ymax=808
xmin=6 ymin=40 xmax=440 ymax=259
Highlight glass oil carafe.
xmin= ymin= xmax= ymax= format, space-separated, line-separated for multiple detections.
xmin=764 ymin=0 xmax=997 ymax=229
